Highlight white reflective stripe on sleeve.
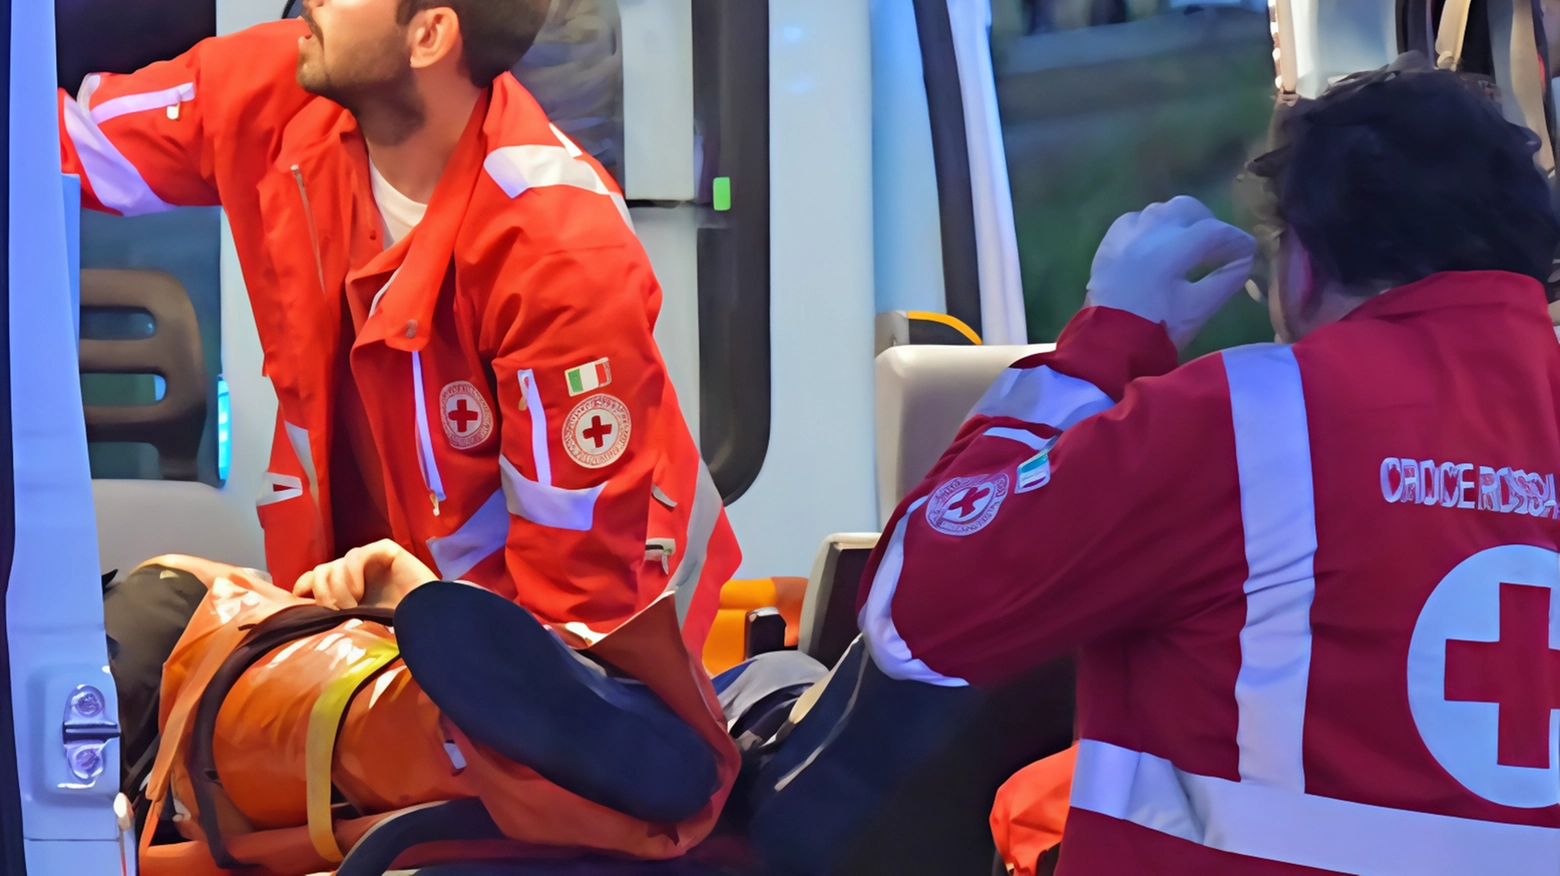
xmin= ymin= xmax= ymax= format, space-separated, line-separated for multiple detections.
xmin=982 ymin=426 xmax=1051 ymax=451
xmin=90 ymin=81 xmax=194 ymax=125
xmin=969 ymin=365 xmax=1114 ymax=429
xmin=483 ymin=145 xmax=634 ymax=229
xmin=857 ymin=497 xmax=970 ymax=688
xmin=426 ymin=488 xmax=508 ymax=581
xmin=1223 ymin=344 xmax=1317 ymax=791
xmin=62 ymin=77 xmax=175 ymax=217
xmin=1070 ymin=740 xmax=1560 ymax=875
xmin=410 ymin=352 xmax=446 ymax=503
xmin=498 ymin=455 xmax=603 ymax=532
xmin=517 ymin=369 xmax=551 ymax=485
xmin=550 ymin=124 xmax=584 ymax=157
xmin=257 ymin=472 xmax=304 ymax=507
xmin=664 ymin=462 xmax=723 ymax=623
xmin=283 ymin=421 xmax=318 ymax=504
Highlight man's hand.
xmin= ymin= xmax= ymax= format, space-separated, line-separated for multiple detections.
xmin=1084 ymin=196 xmax=1257 ymax=349
xmin=292 ymin=540 xmax=438 ymax=610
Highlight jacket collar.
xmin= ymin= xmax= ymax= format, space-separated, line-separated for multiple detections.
xmin=1340 ymin=270 xmax=1549 ymax=325
xmin=352 ymin=89 xmax=492 ymax=353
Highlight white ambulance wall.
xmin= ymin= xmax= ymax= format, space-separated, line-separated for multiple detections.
xmin=725 ymin=0 xmax=878 ymax=579
xmin=621 ymin=0 xmax=700 ymax=440
xmin=213 ymin=0 xmax=284 ymax=567
xmin=635 ymin=207 xmax=702 ymax=442
xmin=9 ymin=0 xmax=122 ymax=863
xmin=1284 ymin=0 xmax=1397 ymax=97
xmin=869 ymin=0 xmax=946 ymax=317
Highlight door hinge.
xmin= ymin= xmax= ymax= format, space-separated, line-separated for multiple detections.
xmin=62 ymin=685 xmax=119 ymax=783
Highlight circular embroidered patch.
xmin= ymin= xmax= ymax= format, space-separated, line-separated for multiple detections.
xmin=563 ymin=393 xmax=632 ymax=469
xmin=925 ymin=473 xmax=1010 ymax=537
xmin=440 ymin=381 xmax=494 ymax=450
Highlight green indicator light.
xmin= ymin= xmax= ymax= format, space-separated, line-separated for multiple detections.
xmin=713 ymin=176 xmax=732 ymax=212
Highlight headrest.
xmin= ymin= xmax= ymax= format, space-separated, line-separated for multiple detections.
xmin=80 ymin=269 xmax=207 ymax=481
xmin=874 ymin=343 xmax=1053 ymax=527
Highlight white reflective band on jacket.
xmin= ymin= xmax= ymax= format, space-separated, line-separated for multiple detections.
xmin=1071 ymin=739 xmax=1560 ymax=875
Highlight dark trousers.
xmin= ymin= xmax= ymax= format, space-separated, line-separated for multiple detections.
xmin=102 ymin=563 xmax=206 ymax=800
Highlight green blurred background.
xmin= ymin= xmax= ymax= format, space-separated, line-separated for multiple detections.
xmin=990 ymin=0 xmax=1277 ymax=358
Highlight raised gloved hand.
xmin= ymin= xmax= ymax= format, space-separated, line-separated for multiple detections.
xmin=1084 ymin=196 xmax=1257 ymax=349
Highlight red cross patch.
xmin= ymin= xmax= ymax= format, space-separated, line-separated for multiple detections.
xmin=925 ymin=473 xmax=1009 ymax=537
xmin=440 ymin=381 xmax=494 ymax=451
xmin=563 ymin=393 xmax=632 ymax=469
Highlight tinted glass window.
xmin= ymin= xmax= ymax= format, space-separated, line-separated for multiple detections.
xmin=992 ymin=0 xmax=1275 ymax=357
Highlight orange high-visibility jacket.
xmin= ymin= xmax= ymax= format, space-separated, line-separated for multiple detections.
xmin=58 ymin=20 xmax=739 ymax=649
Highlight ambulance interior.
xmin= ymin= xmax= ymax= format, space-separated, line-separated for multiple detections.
xmin=2 ymin=0 xmax=1556 ymax=872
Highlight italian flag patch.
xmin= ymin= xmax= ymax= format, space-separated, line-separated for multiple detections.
xmin=566 ymin=358 xmax=612 ymax=396
xmin=1016 ymin=436 xmax=1058 ymax=493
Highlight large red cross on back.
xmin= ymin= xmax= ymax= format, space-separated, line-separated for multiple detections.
xmin=1445 ymin=582 xmax=1560 ymax=769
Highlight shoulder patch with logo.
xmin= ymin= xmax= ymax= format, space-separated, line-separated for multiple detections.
xmin=565 ymin=358 xmax=612 ymax=396
xmin=926 ymin=473 xmax=1010 ymax=536
xmin=563 ymin=393 xmax=632 ymax=469
xmin=1016 ymin=437 xmax=1058 ymax=493
xmin=440 ymin=381 xmax=494 ymax=450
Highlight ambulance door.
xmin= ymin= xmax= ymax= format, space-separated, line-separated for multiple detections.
xmin=6 ymin=0 xmax=125 ymax=872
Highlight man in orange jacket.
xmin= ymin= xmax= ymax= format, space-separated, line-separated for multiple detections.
xmin=68 ymin=0 xmax=742 ymax=862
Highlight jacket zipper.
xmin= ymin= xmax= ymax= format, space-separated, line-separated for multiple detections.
xmin=291 ymin=165 xmax=328 ymax=296
xmin=411 ymin=351 xmax=447 ymax=516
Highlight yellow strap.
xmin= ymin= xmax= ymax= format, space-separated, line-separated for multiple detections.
xmin=905 ymin=310 xmax=983 ymax=345
xmin=305 ymin=641 xmax=401 ymax=863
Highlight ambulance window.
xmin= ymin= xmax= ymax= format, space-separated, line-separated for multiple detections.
xmin=991 ymin=0 xmax=1276 ymax=358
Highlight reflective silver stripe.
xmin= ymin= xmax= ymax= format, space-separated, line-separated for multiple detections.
xmin=483 ymin=144 xmax=634 ymax=229
xmin=257 ymin=472 xmax=303 ymax=507
xmin=969 ymin=364 xmax=1114 ymax=429
xmin=426 ymin=488 xmax=508 ymax=580
xmin=283 ymin=421 xmax=318 ymax=505
xmin=983 ymin=426 xmax=1050 ymax=451
xmin=1071 ymin=739 xmax=1560 ymax=875
xmin=1223 ymin=345 xmax=1317 ymax=790
xmin=856 ymin=496 xmax=969 ymax=688
xmin=368 ymin=267 xmax=400 ymax=316
xmin=90 ymin=80 xmax=194 ymax=125
xmin=62 ymin=76 xmax=175 ymax=216
xmin=410 ymin=352 xmax=446 ymax=504
xmin=517 ymin=369 xmax=551 ymax=485
xmin=666 ymin=462 xmax=723 ymax=624
xmin=498 ymin=455 xmax=603 ymax=532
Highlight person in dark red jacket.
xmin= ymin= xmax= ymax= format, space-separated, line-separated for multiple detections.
xmin=751 ymin=54 xmax=1560 ymax=875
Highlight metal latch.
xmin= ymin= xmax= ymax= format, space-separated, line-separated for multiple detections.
xmin=62 ymin=685 xmax=119 ymax=783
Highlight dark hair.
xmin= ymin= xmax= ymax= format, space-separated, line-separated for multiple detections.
xmin=399 ymin=0 xmax=549 ymax=88
xmin=1246 ymin=54 xmax=1560 ymax=293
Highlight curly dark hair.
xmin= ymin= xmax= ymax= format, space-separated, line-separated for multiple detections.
xmin=398 ymin=0 xmax=549 ymax=88
xmin=1245 ymin=52 xmax=1560 ymax=294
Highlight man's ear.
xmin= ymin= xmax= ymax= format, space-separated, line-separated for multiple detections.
xmin=1283 ymin=237 xmax=1319 ymax=314
xmin=408 ymin=6 xmax=463 ymax=71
